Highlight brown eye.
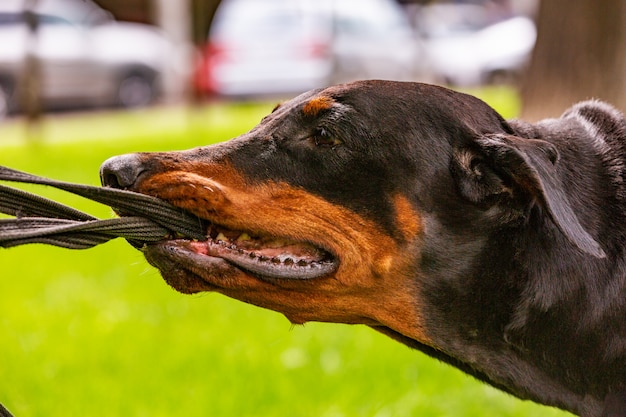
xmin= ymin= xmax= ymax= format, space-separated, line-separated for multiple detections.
xmin=312 ymin=128 xmax=341 ymax=148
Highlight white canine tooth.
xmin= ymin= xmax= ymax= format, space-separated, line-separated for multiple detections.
xmin=216 ymin=232 xmax=228 ymax=242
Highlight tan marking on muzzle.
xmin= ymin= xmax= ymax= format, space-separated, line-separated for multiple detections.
xmin=138 ymin=162 xmax=432 ymax=348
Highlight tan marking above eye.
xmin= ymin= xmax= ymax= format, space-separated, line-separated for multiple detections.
xmin=302 ymin=96 xmax=335 ymax=118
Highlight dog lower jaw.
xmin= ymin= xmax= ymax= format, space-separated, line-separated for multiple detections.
xmin=203 ymin=232 xmax=338 ymax=280
xmin=143 ymin=239 xmax=339 ymax=294
xmin=143 ymin=242 xmax=226 ymax=294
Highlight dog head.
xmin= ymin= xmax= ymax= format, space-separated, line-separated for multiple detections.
xmin=100 ymin=80 xmax=603 ymax=350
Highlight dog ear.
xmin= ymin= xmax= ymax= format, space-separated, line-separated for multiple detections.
xmin=452 ymin=133 xmax=605 ymax=258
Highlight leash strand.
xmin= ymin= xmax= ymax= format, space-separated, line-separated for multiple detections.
xmin=0 ymin=166 xmax=206 ymax=249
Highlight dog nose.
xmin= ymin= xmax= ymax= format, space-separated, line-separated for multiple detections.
xmin=100 ymin=154 xmax=145 ymax=189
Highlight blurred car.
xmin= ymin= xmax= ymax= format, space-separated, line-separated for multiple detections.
xmin=195 ymin=0 xmax=428 ymax=97
xmin=0 ymin=0 xmax=174 ymax=119
xmin=414 ymin=2 xmax=536 ymax=86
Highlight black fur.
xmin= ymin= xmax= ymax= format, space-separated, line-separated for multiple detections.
xmin=101 ymin=81 xmax=626 ymax=417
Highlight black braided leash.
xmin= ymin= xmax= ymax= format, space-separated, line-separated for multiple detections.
xmin=0 ymin=402 xmax=14 ymax=417
xmin=0 ymin=166 xmax=209 ymax=415
xmin=0 ymin=167 xmax=209 ymax=416
xmin=0 ymin=165 xmax=206 ymax=250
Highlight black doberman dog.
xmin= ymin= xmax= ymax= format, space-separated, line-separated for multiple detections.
xmin=100 ymin=81 xmax=626 ymax=417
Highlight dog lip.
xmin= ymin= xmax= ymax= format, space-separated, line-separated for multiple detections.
xmin=207 ymin=238 xmax=338 ymax=280
xmin=201 ymin=224 xmax=339 ymax=280
xmin=149 ymin=234 xmax=338 ymax=281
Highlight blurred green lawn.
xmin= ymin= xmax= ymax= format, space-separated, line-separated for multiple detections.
xmin=0 ymin=88 xmax=571 ymax=417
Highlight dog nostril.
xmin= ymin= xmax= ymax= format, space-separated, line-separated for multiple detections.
xmin=100 ymin=154 xmax=145 ymax=189
xmin=102 ymin=171 xmax=123 ymax=189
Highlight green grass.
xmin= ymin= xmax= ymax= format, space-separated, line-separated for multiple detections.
xmin=0 ymin=91 xmax=569 ymax=417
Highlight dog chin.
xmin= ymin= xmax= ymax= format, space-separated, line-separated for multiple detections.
xmin=142 ymin=241 xmax=232 ymax=294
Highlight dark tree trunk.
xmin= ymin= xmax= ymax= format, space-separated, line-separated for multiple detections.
xmin=521 ymin=0 xmax=626 ymax=120
xmin=191 ymin=0 xmax=221 ymax=47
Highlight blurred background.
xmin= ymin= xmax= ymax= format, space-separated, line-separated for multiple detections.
xmin=0 ymin=1 xmax=624 ymax=416
xmin=0 ymin=0 xmax=541 ymax=120
xmin=0 ymin=0 xmax=623 ymax=123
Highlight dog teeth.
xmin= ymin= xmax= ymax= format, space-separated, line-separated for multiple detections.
xmin=237 ymin=233 xmax=251 ymax=242
xmin=207 ymin=233 xmax=330 ymax=271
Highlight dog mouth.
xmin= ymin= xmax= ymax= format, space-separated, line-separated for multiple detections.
xmin=153 ymin=223 xmax=338 ymax=281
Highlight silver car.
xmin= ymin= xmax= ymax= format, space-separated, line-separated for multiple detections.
xmin=414 ymin=3 xmax=536 ymax=86
xmin=197 ymin=0 xmax=428 ymax=97
xmin=0 ymin=0 xmax=174 ymax=118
